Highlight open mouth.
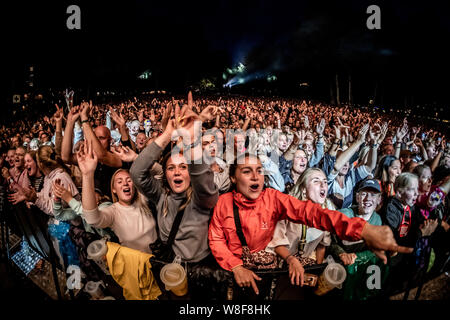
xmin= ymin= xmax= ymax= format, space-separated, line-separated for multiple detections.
xmin=173 ymin=179 xmax=184 ymax=187
xmin=249 ymin=184 xmax=259 ymax=192
xmin=122 ymin=187 xmax=132 ymax=196
xmin=319 ymin=190 xmax=326 ymax=198
xmin=362 ymin=202 xmax=373 ymax=209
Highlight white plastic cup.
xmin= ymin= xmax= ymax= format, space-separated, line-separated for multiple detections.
xmin=84 ymin=281 xmax=105 ymax=299
xmin=101 ymin=296 xmax=116 ymax=300
xmin=314 ymin=262 xmax=347 ymax=296
xmin=160 ymin=261 xmax=188 ymax=296
xmin=87 ymin=240 xmax=110 ymax=275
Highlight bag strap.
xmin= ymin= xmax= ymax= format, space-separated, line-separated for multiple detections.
xmin=166 ymin=204 xmax=187 ymax=249
xmin=233 ymin=201 xmax=248 ymax=247
xmin=148 ymin=197 xmax=186 ymax=248
xmin=298 ymin=224 xmax=307 ymax=254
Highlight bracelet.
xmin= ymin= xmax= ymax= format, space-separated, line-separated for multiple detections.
xmin=80 ymin=119 xmax=90 ymax=125
xmin=371 ymin=144 xmax=378 ymax=148
xmin=318 ymin=135 xmax=323 ymax=139
xmin=285 ymin=254 xmax=293 ymax=262
xmin=184 ymin=136 xmax=202 ymax=149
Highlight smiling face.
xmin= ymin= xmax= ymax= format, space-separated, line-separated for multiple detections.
xmin=292 ymin=149 xmax=308 ymax=174
xmin=112 ymin=170 xmax=135 ymax=205
xmin=165 ymin=154 xmax=191 ymax=194
xmin=304 ymin=171 xmax=328 ymax=205
xmin=388 ymin=160 xmax=402 ymax=183
xmin=356 ymin=189 xmax=381 ymax=215
xmin=24 ymin=153 xmax=38 ymax=177
xmin=231 ymin=155 xmax=264 ymax=200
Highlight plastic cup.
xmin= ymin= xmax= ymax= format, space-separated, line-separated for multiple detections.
xmin=84 ymin=281 xmax=105 ymax=299
xmin=314 ymin=262 xmax=347 ymax=296
xmin=87 ymin=240 xmax=110 ymax=275
xmin=160 ymin=263 xmax=188 ymax=296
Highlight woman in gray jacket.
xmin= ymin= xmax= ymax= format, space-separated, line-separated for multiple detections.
xmin=130 ymin=105 xmax=222 ymax=299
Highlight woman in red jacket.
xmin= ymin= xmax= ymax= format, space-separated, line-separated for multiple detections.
xmin=208 ymin=153 xmax=413 ymax=298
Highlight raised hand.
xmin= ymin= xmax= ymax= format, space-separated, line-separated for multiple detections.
xmin=80 ymin=101 xmax=93 ymax=121
xmin=303 ymin=115 xmax=310 ymax=129
xmin=138 ymin=109 xmax=145 ymax=124
xmin=52 ymin=178 xmax=72 ymax=203
xmin=199 ymin=105 xmax=218 ymax=122
xmin=369 ymin=124 xmax=382 ymax=144
xmin=111 ymin=145 xmax=138 ymax=163
xmin=357 ymin=123 xmax=370 ymax=143
xmin=315 ymin=118 xmax=326 ymax=136
xmin=396 ymin=123 xmax=409 ymax=141
xmin=54 ymin=104 xmax=64 ymax=122
xmin=293 ymin=130 xmax=306 ymax=146
xmin=161 ymin=103 xmax=173 ymax=131
xmin=76 ymin=140 xmax=98 ymax=175
xmin=377 ymin=121 xmax=389 ymax=145
xmin=109 ymin=107 xmax=126 ymax=127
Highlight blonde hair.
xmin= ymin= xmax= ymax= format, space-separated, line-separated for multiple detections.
xmin=290 ymin=167 xmax=336 ymax=210
xmin=394 ymin=172 xmax=418 ymax=193
xmin=36 ymin=145 xmax=69 ymax=174
xmin=110 ymin=168 xmax=151 ymax=216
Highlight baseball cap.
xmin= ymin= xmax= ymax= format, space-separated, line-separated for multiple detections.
xmin=357 ymin=179 xmax=381 ymax=193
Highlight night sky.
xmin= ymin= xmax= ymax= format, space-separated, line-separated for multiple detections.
xmin=2 ymin=0 xmax=450 ymax=107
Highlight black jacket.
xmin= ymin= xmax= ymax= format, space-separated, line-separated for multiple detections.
xmin=382 ymin=197 xmax=421 ymax=248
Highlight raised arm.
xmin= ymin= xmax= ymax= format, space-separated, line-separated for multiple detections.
xmin=331 ymin=123 xmax=369 ymax=175
xmin=274 ymin=190 xmax=413 ymax=264
xmin=109 ymin=107 xmax=135 ymax=151
xmin=61 ymin=106 xmax=81 ymax=164
xmin=129 ymin=117 xmax=176 ymax=203
xmin=53 ymin=104 xmax=64 ymax=157
xmin=78 ymin=140 xmax=114 ymax=228
xmin=79 ymin=101 xmax=122 ymax=168
xmin=394 ymin=122 xmax=408 ymax=159
xmin=283 ymin=130 xmax=304 ymax=161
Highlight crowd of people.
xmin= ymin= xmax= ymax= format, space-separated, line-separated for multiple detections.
xmin=1 ymin=91 xmax=449 ymax=300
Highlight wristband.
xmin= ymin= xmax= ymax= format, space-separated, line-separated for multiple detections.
xmin=80 ymin=119 xmax=90 ymax=125
xmin=184 ymin=136 xmax=202 ymax=149
xmin=285 ymin=254 xmax=293 ymax=262
xmin=371 ymin=144 xmax=378 ymax=148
